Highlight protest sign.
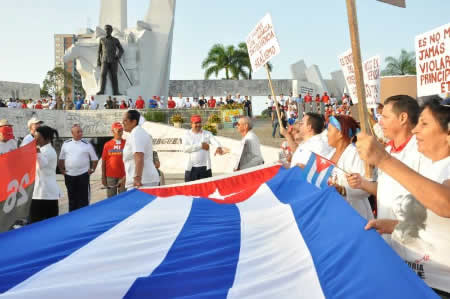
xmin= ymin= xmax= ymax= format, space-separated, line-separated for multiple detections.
xmin=0 ymin=141 xmax=36 ymax=232
xmin=415 ymin=23 xmax=450 ymax=97
xmin=363 ymin=55 xmax=381 ymax=108
xmin=246 ymin=13 xmax=281 ymax=73
xmin=339 ymin=49 xmax=381 ymax=108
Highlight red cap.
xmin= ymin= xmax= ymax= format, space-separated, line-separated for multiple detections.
xmin=191 ymin=115 xmax=201 ymax=123
xmin=111 ymin=122 xmax=123 ymax=130
xmin=0 ymin=126 xmax=14 ymax=141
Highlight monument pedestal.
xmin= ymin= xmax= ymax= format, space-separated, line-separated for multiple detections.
xmin=90 ymin=94 xmax=130 ymax=109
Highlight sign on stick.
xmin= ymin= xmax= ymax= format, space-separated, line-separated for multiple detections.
xmin=415 ymin=23 xmax=450 ymax=97
xmin=338 ymin=49 xmax=381 ymax=108
xmin=376 ymin=0 xmax=406 ymax=8
xmin=246 ymin=13 xmax=281 ymax=72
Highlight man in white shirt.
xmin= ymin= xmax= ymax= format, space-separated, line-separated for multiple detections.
xmin=21 ymin=117 xmax=43 ymax=147
xmin=0 ymin=120 xmax=17 ymax=155
xmin=233 ymin=93 xmax=243 ymax=104
xmin=7 ymin=99 xmax=17 ymax=109
xmin=58 ymin=124 xmax=98 ymax=212
xmin=175 ymin=93 xmax=185 ymax=109
xmin=185 ymin=98 xmax=192 ymax=108
xmin=290 ymin=112 xmax=332 ymax=167
xmin=347 ymin=95 xmax=421 ymax=243
xmin=266 ymin=95 xmax=274 ymax=117
xmin=182 ymin=115 xmax=224 ymax=182
xmin=89 ymin=96 xmax=99 ymax=110
xmin=279 ymin=94 xmax=286 ymax=107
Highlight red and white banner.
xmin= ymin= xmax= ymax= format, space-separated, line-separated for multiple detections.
xmin=415 ymin=23 xmax=450 ymax=97
xmin=0 ymin=141 xmax=36 ymax=232
xmin=246 ymin=13 xmax=281 ymax=72
xmin=338 ymin=49 xmax=381 ymax=108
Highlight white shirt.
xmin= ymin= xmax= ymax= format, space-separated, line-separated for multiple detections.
xmin=90 ymin=100 xmax=98 ymax=110
xmin=7 ymin=102 xmax=16 ymax=108
xmin=33 ymin=143 xmax=61 ymax=200
xmin=328 ymin=145 xmax=374 ymax=220
xmin=267 ymin=98 xmax=274 ymax=108
xmin=278 ymin=97 xmax=286 ymax=106
xmin=192 ymin=101 xmax=200 ymax=108
xmin=291 ymin=134 xmax=333 ymax=167
xmin=234 ymin=96 xmax=243 ymax=104
xmin=234 ymin=130 xmax=264 ymax=171
xmin=390 ymin=156 xmax=450 ymax=292
xmin=59 ymin=139 xmax=98 ymax=176
xmin=123 ymin=126 xmax=159 ymax=188
xmin=49 ymin=100 xmax=56 ymax=110
xmin=377 ymin=136 xmax=423 ymax=243
xmin=0 ymin=139 xmax=17 ymax=155
xmin=21 ymin=133 xmax=35 ymax=147
xmin=182 ymin=130 xmax=221 ymax=171
xmin=175 ymin=97 xmax=185 ymax=108
xmin=185 ymin=101 xmax=192 ymax=108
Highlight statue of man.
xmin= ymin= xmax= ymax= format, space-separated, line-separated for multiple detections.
xmin=97 ymin=24 xmax=124 ymax=95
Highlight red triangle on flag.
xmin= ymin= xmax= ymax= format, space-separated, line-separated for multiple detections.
xmin=315 ymin=154 xmax=334 ymax=172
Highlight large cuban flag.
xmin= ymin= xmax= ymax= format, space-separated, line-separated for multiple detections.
xmin=0 ymin=165 xmax=438 ymax=298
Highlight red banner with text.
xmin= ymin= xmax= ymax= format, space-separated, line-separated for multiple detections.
xmin=0 ymin=141 xmax=36 ymax=232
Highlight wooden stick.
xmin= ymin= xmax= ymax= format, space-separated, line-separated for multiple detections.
xmin=345 ymin=0 xmax=372 ymax=178
xmin=265 ymin=64 xmax=283 ymax=129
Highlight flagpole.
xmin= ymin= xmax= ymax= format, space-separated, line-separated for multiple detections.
xmin=345 ymin=0 xmax=373 ymax=178
xmin=265 ymin=64 xmax=283 ymax=129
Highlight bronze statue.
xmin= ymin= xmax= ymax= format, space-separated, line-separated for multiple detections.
xmin=97 ymin=25 xmax=124 ymax=95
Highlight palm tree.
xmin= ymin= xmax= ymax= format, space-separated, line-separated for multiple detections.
xmin=237 ymin=42 xmax=273 ymax=80
xmin=381 ymin=49 xmax=416 ymax=76
xmin=202 ymin=44 xmax=249 ymax=80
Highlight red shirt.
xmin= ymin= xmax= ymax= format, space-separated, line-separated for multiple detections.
xmin=135 ymin=99 xmax=145 ymax=109
xmin=119 ymin=103 xmax=127 ymax=109
xmin=304 ymin=95 xmax=312 ymax=103
xmin=207 ymin=98 xmax=216 ymax=108
xmin=102 ymin=139 xmax=126 ymax=178
xmin=321 ymin=95 xmax=330 ymax=103
xmin=315 ymin=96 xmax=320 ymax=103
xmin=168 ymin=100 xmax=176 ymax=109
xmin=21 ymin=103 xmax=27 ymax=109
xmin=35 ymin=103 xmax=43 ymax=109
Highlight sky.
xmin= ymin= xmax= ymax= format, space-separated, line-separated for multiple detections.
xmin=0 ymin=0 xmax=449 ymax=86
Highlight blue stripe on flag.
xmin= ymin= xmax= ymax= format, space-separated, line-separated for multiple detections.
xmin=267 ymin=167 xmax=438 ymax=299
xmin=0 ymin=189 xmax=156 ymax=294
xmin=124 ymin=197 xmax=241 ymax=299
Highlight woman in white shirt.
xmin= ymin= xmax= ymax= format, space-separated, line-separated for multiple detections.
xmin=357 ymin=97 xmax=450 ymax=297
xmin=30 ymin=126 xmax=61 ymax=223
xmin=121 ymin=110 xmax=159 ymax=190
xmin=326 ymin=115 xmax=373 ymax=220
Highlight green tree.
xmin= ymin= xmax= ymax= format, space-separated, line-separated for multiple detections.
xmin=237 ymin=42 xmax=272 ymax=80
xmin=381 ymin=49 xmax=416 ymax=76
xmin=42 ymin=67 xmax=74 ymax=98
xmin=202 ymin=44 xmax=249 ymax=80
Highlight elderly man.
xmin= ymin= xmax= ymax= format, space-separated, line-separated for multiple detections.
xmin=224 ymin=116 xmax=264 ymax=171
xmin=182 ymin=115 xmax=223 ymax=182
xmin=58 ymin=124 xmax=98 ymax=212
xmin=21 ymin=117 xmax=43 ymax=147
xmin=101 ymin=122 xmax=126 ymax=198
xmin=0 ymin=119 xmax=17 ymax=155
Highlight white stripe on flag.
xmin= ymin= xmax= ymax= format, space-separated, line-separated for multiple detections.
xmin=315 ymin=166 xmax=329 ymax=188
xmin=1 ymin=196 xmax=193 ymax=299
xmin=227 ymin=184 xmax=325 ymax=299
xmin=307 ymin=158 xmax=317 ymax=183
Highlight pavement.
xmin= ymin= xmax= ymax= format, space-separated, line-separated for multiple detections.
xmin=58 ymin=118 xmax=280 ymax=215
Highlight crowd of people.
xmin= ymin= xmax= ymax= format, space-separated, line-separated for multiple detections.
xmin=0 ymin=92 xmax=254 ymax=114
xmin=0 ymin=92 xmax=449 ymax=297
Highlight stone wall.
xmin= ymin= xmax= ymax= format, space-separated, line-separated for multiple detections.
xmin=0 ymin=81 xmax=40 ymax=100
xmin=168 ymin=79 xmax=293 ymax=97
xmin=0 ymin=108 xmax=244 ymax=138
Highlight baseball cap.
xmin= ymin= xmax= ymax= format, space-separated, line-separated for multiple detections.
xmin=111 ymin=122 xmax=123 ymax=130
xmin=27 ymin=117 xmax=43 ymax=129
xmin=0 ymin=119 xmax=12 ymax=127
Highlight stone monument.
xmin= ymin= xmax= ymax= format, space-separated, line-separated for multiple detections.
xmin=64 ymin=0 xmax=176 ymax=106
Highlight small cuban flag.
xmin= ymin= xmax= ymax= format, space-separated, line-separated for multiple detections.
xmin=303 ymin=152 xmax=335 ymax=189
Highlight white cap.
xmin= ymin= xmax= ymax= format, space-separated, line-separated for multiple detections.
xmin=27 ymin=117 xmax=43 ymax=129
